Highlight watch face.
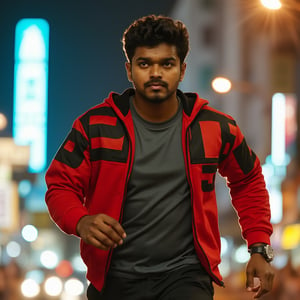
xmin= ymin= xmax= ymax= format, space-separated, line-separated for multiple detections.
xmin=265 ymin=245 xmax=274 ymax=261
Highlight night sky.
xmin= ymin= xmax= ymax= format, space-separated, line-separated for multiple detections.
xmin=0 ymin=0 xmax=175 ymax=166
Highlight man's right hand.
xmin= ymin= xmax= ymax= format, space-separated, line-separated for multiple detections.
xmin=76 ymin=214 xmax=126 ymax=251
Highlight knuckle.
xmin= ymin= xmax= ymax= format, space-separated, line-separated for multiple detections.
xmin=102 ymin=236 xmax=112 ymax=245
xmin=84 ymin=233 xmax=93 ymax=242
xmin=106 ymin=227 xmax=114 ymax=235
xmin=109 ymin=217 xmax=117 ymax=224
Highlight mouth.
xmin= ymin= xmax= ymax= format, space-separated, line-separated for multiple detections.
xmin=145 ymin=81 xmax=167 ymax=90
xmin=149 ymin=84 xmax=163 ymax=90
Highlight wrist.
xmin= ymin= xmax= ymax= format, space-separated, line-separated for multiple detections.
xmin=76 ymin=215 xmax=89 ymax=236
xmin=248 ymin=244 xmax=274 ymax=262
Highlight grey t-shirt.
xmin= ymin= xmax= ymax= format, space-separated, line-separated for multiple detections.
xmin=110 ymin=98 xmax=200 ymax=277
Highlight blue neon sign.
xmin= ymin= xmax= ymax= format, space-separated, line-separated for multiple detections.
xmin=13 ymin=19 xmax=49 ymax=173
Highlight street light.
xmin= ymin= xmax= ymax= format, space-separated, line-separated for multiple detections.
xmin=211 ymin=76 xmax=261 ymax=95
xmin=260 ymin=0 xmax=282 ymax=10
xmin=211 ymin=77 xmax=232 ymax=94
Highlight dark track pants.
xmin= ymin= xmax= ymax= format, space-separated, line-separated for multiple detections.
xmin=87 ymin=264 xmax=214 ymax=300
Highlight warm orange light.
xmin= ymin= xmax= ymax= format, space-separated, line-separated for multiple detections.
xmin=0 ymin=113 xmax=8 ymax=131
xmin=260 ymin=0 xmax=282 ymax=10
xmin=211 ymin=77 xmax=232 ymax=94
xmin=55 ymin=260 xmax=73 ymax=278
xmin=281 ymin=224 xmax=300 ymax=250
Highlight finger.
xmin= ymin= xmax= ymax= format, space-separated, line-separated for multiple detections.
xmin=264 ymin=270 xmax=275 ymax=291
xmin=250 ymin=285 xmax=260 ymax=293
xmin=86 ymin=235 xmax=112 ymax=251
xmin=83 ymin=224 xmax=119 ymax=249
xmin=254 ymin=273 xmax=274 ymax=298
xmin=100 ymin=223 xmax=125 ymax=246
xmin=246 ymin=270 xmax=255 ymax=290
xmin=254 ymin=287 xmax=268 ymax=299
xmin=102 ymin=215 xmax=127 ymax=239
xmin=95 ymin=228 xmax=123 ymax=248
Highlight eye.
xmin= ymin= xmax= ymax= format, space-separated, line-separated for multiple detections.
xmin=138 ymin=62 xmax=148 ymax=68
xmin=163 ymin=61 xmax=174 ymax=68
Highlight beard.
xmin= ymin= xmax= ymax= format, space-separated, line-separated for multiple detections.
xmin=134 ymin=79 xmax=180 ymax=104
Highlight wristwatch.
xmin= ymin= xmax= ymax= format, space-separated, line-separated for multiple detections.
xmin=248 ymin=244 xmax=274 ymax=262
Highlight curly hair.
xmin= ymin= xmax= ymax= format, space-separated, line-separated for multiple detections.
xmin=122 ymin=15 xmax=189 ymax=64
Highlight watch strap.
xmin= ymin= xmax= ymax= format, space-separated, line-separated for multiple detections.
xmin=249 ymin=245 xmax=266 ymax=254
xmin=248 ymin=244 xmax=274 ymax=262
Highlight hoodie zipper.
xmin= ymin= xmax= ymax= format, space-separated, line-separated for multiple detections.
xmin=185 ymin=122 xmax=224 ymax=287
xmin=103 ymin=119 xmax=134 ymax=287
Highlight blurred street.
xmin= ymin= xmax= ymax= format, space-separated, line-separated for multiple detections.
xmin=1 ymin=0 xmax=300 ymax=299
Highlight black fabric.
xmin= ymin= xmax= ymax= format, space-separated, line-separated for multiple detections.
xmin=233 ymin=138 xmax=257 ymax=175
xmin=83 ymin=105 xmax=129 ymax=163
xmin=112 ymin=88 xmax=135 ymax=117
xmin=177 ymin=90 xmax=198 ymax=117
xmin=110 ymin=99 xmax=199 ymax=275
xmin=111 ymin=88 xmax=200 ymax=118
xmin=87 ymin=265 xmax=214 ymax=300
xmin=55 ymin=129 xmax=88 ymax=168
xmin=188 ymin=109 xmax=236 ymax=165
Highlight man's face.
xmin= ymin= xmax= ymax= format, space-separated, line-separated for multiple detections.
xmin=125 ymin=43 xmax=186 ymax=103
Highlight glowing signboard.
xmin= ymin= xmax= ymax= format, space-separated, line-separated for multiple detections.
xmin=263 ymin=93 xmax=297 ymax=224
xmin=13 ymin=19 xmax=49 ymax=173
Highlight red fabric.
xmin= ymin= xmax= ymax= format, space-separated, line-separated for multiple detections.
xmin=90 ymin=115 xmax=117 ymax=126
xmin=199 ymin=121 xmax=221 ymax=158
xmin=91 ymin=136 xmax=124 ymax=150
xmin=63 ymin=140 xmax=75 ymax=152
xmin=45 ymin=90 xmax=272 ymax=292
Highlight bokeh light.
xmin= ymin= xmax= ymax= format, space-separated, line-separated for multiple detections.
xmin=22 ymin=224 xmax=38 ymax=242
xmin=6 ymin=241 xmax=21 ymax=258
xmin=234 ymin=244 xmax=250 ymax=264
xmin=18 ymin=180 xmax=32 ymax=198
xmin=21 ymin=278 xmax=40 ymax=298
xmin=0 ymin=113 xmax=7 ymax=130
xmin=40 ymin=250 xmax=58 ymax=269
xmin=44 ymin=276 xmax=63 ymax=297
xmin=55 ymin=260 xmax=73 ymax=278
xmin=64 ymin=278 xmax=84 ymax=296
xmin=220 ymin=237 xmax=229 ymax=257
xmin=211 ymin=77 xmax=232 ymax=94
xmin=72 ymin=255 xmax=87 ymax=272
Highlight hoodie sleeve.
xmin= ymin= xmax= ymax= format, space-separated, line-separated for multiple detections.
xmin=218 ymin=122 xmax=273 ymax=247
xmin=45 ymin=118 xmax=90 ymax=236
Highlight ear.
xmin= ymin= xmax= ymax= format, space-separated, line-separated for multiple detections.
xmin=125 ymin=62 xmax=133 ymax=82
xmin=179 ymin=62 xmax=186 ymax=82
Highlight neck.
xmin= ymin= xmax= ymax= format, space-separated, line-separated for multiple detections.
xmin=132 ymin=94 xmax=179 ymax=123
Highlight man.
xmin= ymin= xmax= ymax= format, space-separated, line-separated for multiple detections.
xmin=45 ymin=15 xmax=274 ymax=299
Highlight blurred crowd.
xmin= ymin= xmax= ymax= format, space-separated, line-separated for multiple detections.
xmin=0 ymin=261 xmax=23 ymax=300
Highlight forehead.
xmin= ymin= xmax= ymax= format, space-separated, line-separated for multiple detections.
xmin=132 ymin=43 xmax=179 ymax=61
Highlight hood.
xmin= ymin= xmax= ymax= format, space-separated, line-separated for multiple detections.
xmin=104 ymin=88 xmax=209 ymax=122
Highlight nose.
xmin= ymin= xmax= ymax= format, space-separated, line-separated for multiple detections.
xmin=150 ymin=64 xmax=162 ymax=78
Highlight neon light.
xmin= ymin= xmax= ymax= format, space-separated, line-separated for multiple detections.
xmin=13 ymin=19 xmax=49 ymax=173
xmin=269 ymin=181 xmax=283 ymax=224
xmin=264 ymin=93 xmax=297 ymax=224
xmin=271 ymin=93 xmax=286 ymax=166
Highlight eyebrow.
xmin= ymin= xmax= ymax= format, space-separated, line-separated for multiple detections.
xmin=135 ymin=57 xmax=177 ymax=62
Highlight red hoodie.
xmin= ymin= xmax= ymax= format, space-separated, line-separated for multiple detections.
xmin=45 ymin=88 xmax=272 ymax=291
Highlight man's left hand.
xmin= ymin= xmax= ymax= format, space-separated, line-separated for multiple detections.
xmin=246 ymin=253 xmax=275 ymax=298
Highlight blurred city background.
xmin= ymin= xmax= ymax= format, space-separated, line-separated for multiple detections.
xmin=0 ymin=0 xmax=300 ymax=299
